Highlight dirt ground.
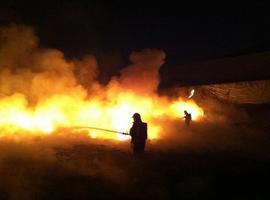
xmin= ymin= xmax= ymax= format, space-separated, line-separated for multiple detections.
xmin=0 ymin=120 xmax=270 ymax=200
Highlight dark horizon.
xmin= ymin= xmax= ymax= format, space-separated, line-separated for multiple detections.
xmin=1 ymin=3 xmax=270 ymax=85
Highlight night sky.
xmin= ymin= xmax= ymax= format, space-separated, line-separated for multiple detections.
xmin=1 ymin=2 xmax=270 ymax=85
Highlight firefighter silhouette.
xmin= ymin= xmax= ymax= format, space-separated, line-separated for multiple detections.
xmin=184 ymin=110 xmax=192 ymax=126
xmin=130 ymin=113 xmax=147 ymax=154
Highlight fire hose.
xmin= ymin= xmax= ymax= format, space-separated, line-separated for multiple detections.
xmin=70 ymin=126 xmax=130 ymax=135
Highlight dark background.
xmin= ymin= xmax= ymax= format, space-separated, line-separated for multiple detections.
xmin=1 ymin=2 xmax=270 ymax=85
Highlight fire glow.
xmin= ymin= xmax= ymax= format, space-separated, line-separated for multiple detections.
xmin=0 ymin=92 xmax=204 ymax=140
xmin=0 ymin=24 xmax=204 ymax=141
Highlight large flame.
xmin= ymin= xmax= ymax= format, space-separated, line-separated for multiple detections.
xmin=0 ymin=92 xmax=204 ymax=140
xmin=0 ymin=24 xmax=204 ymax=141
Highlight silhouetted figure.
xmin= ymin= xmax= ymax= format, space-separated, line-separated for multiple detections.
xmin=130 ymin=113 xmax=147 ymax=155
xmin=184 ymin=110 xmax=192 ymax=126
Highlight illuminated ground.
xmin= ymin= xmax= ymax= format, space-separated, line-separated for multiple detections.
xmin=0 ymin=121 xmax=269 ymax=200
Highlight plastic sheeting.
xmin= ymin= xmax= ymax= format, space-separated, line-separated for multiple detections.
xmin=202 ymin=80 xmax=270 ymax=104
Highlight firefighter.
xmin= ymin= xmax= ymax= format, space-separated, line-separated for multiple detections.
xmin=184 ymin=110 xmax=192 ymax=126
xmin=130 ymin=113 xmax=147 ymax=154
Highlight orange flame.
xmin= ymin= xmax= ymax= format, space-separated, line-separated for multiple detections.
xmin=0 ymin=92 xmax=204 ymax=140
xmin=0 ymin=25 xmax=205 ymax=141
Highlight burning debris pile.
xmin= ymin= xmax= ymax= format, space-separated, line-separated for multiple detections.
xmin=0 ymin=24 xmax=204 ymax=140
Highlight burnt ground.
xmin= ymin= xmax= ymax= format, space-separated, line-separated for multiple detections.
xmin=0 ymin=122 xmax=270 ymax=200
xmin=41 ymin=147 xmax=270 ymax=200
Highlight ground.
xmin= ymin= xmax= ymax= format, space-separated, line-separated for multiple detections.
xmin=0 ymin=122 xmax=269 ymax=200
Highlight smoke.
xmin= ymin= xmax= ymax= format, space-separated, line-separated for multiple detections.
xmin=0 ymin=23 xmax=258 ymax=140
xmin=117 ymin=49 xmax=165 ymax=94
xmin=0 ymin=24 xmax=269 ymax=199
xmin=0 ymin=24 xmax=165 ymax=101
xmin=0 ymin=24 xmax=89 ymax=104
xmin=0 ymin=24 xmax=261 ymax=137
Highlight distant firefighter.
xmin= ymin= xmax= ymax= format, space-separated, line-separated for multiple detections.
xmin=130 ymin=113 xmax=148 ymax=154
xmin=183 ymin=110 xmax=192 ymax=126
